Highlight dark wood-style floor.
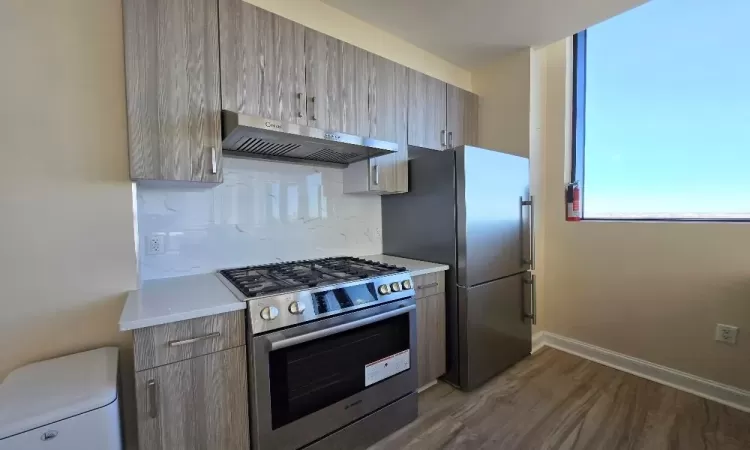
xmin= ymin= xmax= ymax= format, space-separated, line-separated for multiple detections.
xmin=369 ymin=348 xmax=750 ymax=450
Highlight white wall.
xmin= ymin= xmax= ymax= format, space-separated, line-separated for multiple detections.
xmin=0 ymin=0 xmax=138 ymax=380
xmin=138 ymin=158 xmax=382 ymax=279
xmin=243 ymin=0 xmax=473 ymax=91
xmin=537 ymin=39 xmax=750 ymax=391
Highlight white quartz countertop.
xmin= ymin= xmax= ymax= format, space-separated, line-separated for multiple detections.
xmin=119 ymin=273 xmax=246 ymax=331
xmin=119 ymin=255 xmax=447 ymax=331
xmin=360 ymin=254 xmax=449 ymax=276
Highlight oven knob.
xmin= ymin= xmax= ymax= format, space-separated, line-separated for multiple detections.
xmin=378 ymin=284 xmax=390 ymax=295
xmin=401 ymin=279 xmax=412 ymax=290
xmin=260 ymin=306 xmax=279 ymax=321
xmin=390 ymin=282 xmax=402 ymax=292
xmin=288 ymin=301 xmax=306 ymax=315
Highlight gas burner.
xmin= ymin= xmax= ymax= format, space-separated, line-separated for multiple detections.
xmin=218 ymin=257 xmax=407 ymax=299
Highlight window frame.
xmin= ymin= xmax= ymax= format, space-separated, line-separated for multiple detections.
xmin=570 ymin=30 xmax=750 ymax=222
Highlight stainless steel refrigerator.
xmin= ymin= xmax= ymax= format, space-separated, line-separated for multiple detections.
xmin=382 ymin=145 xmax=535 ymax=391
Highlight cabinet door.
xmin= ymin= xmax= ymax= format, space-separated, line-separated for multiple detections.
xmin=305 ymin=30 xmax=368 ymax=135
xmin=124 ymin=0 xmax=222 ymax=182
xmin=417 ymin=292 xmax=447 ymax=388
xmin=219 ymin=0 xmax=306 ymax=124
xmin=408 ymin=70 xmax=447 ymax=151
xmin=368 ymin=57 xmax=408 ymax=193
xmin=135 ymin=347 xmax=250 ymax=450
xmin=447 ymin=85 xmax=480 ymax=148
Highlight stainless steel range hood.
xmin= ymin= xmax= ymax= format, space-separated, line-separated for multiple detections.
xmin=221 ymin=111 xmax=398 ymax=168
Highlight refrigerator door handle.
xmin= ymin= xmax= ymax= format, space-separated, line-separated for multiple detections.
xmin=523 ymin=274 xmax=536 ymax=325
xmin=520 ymin=196 xmax=533 ymax=267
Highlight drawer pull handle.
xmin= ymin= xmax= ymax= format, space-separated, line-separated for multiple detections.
xmin=168 ymin=331 xmax=221 ymax=347
xmin=416 ymin=282 xmax=439 ymax=290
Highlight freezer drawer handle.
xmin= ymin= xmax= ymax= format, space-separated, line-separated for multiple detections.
xmin=416 ymin=282 xmax=439 ymax=290
xmin=523 ymin=275 xmax=537 ymax=325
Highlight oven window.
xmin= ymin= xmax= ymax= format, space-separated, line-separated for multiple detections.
xmin=268 ymin=313 xmax=410 ymax=429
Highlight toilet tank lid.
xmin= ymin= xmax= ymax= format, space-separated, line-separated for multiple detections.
xmin=0 ymin=347 xmax=119 ymax=440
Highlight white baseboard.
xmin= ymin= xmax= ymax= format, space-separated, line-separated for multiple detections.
xmin=532 ymin=331 xmax=750 ymax=413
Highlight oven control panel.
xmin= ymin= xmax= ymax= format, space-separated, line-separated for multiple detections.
xmin=247 ymin=273 xmax=415 ymax=334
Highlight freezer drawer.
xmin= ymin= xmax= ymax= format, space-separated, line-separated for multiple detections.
xmin=458 ymin=273 xmax=531 ymax=390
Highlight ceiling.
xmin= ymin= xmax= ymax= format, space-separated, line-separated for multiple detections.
xmin=322 ymin=0 xmax=649 ymax=69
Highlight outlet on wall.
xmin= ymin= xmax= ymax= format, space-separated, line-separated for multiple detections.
xmin=715 ymin=324 xmax=739 ymax=345
xmin=146 ymin=233 xmax=166 ymax=255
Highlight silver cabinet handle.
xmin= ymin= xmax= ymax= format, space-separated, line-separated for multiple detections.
xmin=270 ymin=305 xmax=416 ymax=350
xmin=440 ymin=130 xmax=446 ymax=147
xmin=416 ymin=282 xmax=439 ymax=290
xmin=168 ymin=331 xmax=221 ymax=347
xmin=210 ymin=147 xmax=217 ymax=174
xmin=448 ymin=131 xmax=453 ymax=148
xmin=296 ymin=93 xmax=303 ymax=118
xmin=147 ymin=380 xmax=158 ymax=419
xmin=372 ymin=164 xmax=379 ymax=186
xmin=310 ymin=97 xmax=317 ymax=121
xmin=520 ymin=196 xmax=534 ymax=267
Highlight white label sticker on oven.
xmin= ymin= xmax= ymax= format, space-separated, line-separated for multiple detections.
xmin=364 ymin=350 xmax=410 ymax=387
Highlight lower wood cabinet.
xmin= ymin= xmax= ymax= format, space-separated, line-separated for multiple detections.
xmin=135 ymin=346 xmax=250 ymax=450
xmin=416 ymin=292 xmax=447 ymax=388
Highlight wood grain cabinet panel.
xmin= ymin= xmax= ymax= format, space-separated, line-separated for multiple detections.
xmin=135 ymin=346 xmax=250 ymax=450
xmin=447 ymin=85 xmax=479 ymax=147
xmin=219 ymin=0 xmax=306 ymax=125
xmin=305 ymin=29 xmax=369 ymax=134
xmin=133 ymin=311 xmax=245 ymax=371
xmin=367 ymin=57 xmax=409 ymax=193
xmin=412 ymin=271 xmax=446 ymax=299
xmin=417 ymin=292 xmax=447 ymax=388
xmin=124 ymin=0 xmax=222 ymax=182
xmin=344 ymin=55 xmax=409 ymax=194
xmin=408 ymin=70 xmax=448 ymax=151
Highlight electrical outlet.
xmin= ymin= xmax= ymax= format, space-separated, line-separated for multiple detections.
xmin=146 ymin=233 xmax=165 ymax=255
xmin=715 ymin=324 xmax=739 ymax=345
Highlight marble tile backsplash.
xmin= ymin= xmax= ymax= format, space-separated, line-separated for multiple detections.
xmin=137 ymin=158 xmax=382 ymax=280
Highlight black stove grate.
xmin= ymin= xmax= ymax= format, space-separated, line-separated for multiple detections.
xmin=220 ymin=257 xmax=406 ymax=298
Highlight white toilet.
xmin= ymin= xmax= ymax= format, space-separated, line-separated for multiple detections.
xmin=0 ymin=347 xmax=122 ymax=450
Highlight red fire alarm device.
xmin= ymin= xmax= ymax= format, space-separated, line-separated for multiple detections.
xmin=566 ymin=182 xmax=581 ymax=221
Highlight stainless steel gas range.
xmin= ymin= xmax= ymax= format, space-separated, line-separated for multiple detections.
xmin=218 ymin=257 xmax=418 ymax=450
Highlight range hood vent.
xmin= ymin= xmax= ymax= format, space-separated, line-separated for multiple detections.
xmin=221 ymin=111 xmax=397 ymax=168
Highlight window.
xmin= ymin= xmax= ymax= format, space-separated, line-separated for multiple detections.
xmin=572 ymin=0 xmax=750 ymax=220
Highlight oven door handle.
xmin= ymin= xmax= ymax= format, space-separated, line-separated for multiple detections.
xmin=269 ymin=304 xmax=416 ymax=351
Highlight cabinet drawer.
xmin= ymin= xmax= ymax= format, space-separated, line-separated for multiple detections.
xmin=412 ymin=272 xmax=445 ymax=299
xmin=133 ymin=311 xmax=245 ymax=371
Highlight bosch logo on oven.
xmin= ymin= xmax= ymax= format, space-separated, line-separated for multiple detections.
xmin=344 ymin=399 xmax=362 ymax=410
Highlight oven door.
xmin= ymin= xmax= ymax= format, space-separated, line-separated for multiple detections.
xmin=249 ymin=298 xmax=417 ymax=450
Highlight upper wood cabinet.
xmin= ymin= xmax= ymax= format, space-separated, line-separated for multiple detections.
xmin=447 ymin=85 xmax=480 ymax=147
xmin=368 ymin=56 xmax=408 ymax=193
xmin=124 ymin=0 xmax=223 ymax=183
xmin=124 ymin=0 xmax=477 ymax=187
xmin=344 ymin=55 xmax=408 ymax=194
xmin=219 ymin=0 xmax=306 ymax=124
xmin=408 ymin=71 xmax=448 ymax=151
xmin=408 ymin=72 xmax=479 ymax=151
xmin=305 ymin=29 xmax=369 ymax=135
